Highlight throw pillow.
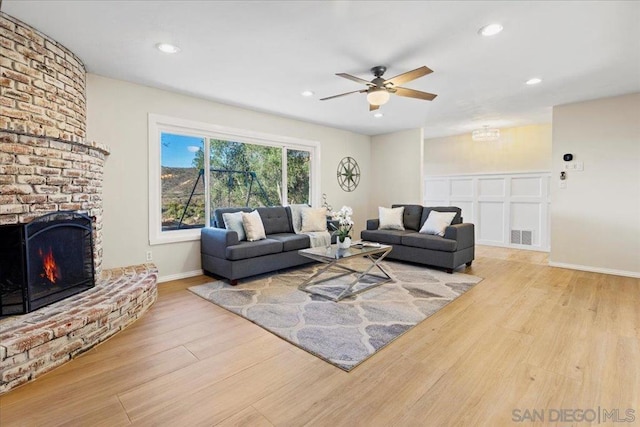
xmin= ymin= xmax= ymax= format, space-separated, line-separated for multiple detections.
xmin=419 ymin=211 xmax=457 ymax=237
xmin=300 ymin=207 xmax=328 ymax=232
xmin=378 ymin=206 xmax=405 ymax=230
xmin=241 ymin=210 xmax=266 ymax=241
xmin=222 ymin=211 xmax=246 ymax=241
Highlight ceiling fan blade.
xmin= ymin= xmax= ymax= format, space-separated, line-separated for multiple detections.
xmin=384 ymin=66 xmax=433 ymax=87
xmin=320 ymin=89 xmax=366 ymax=101
xmin=369 ymin=104 xmax=380 ymax=111
xmin=394 ymin=87 xmax=438 ymax=101
xmin=336 ymin=73 xmax=375 ymax=86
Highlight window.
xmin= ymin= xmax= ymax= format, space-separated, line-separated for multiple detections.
xmin=161 ymin=133 xmax=205 ymax=231
xmin=149 ymin=114 xmax=320 ymax=245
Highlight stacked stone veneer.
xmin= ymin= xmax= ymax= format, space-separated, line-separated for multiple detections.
xmin=0 ymin=264 xmax=158 ymax=394
xmin=0 ymin=12 xmax=110 ymax=272
xmin=0 ymin=13 xmax=157 ymax=395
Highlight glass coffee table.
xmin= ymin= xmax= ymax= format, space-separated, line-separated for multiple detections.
xmin=297 ymin=242 xmax=393 ymax=301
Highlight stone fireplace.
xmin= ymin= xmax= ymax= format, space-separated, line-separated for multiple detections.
xmin=0 ymin=12 xmax=158 ymax=394
xmin=1 ymin=12 xmax=109 ymax=273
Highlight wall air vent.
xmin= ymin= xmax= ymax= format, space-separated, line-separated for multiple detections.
xmin=511 ymin=229 xmax=533 ymax=246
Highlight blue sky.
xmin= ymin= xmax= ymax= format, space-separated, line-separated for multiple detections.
xmin=161 ymin=133 xmax=203 ymax=168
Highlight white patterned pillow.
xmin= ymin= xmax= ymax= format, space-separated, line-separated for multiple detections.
xmin=241 ymin=210 xmax=266 ymax=241
xmin=419 ymin=211 xmax=457 ymax=237
xmin=300 ymin=207 xmax=327 ymax=232
xmin=222 ymin=211 xmax=246 ymax=241
xmin=378 ymin=206 xmax=405 ymax=230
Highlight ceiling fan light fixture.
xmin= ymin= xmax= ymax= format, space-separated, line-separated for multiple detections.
xmin=478 ymin=23 xmax=504 ymax=37
xmin=301 ymin=90 xmax=315 ymax=97
xmin=472 ymin=126 xmax=500 ymax=142
xmin=366 ymin=88 xmax=390 ymax=106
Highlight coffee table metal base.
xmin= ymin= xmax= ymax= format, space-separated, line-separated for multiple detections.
xmin=298 ymin=246 xmax=392 ymax=301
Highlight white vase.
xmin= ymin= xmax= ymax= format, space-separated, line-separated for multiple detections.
xmin=337 ymin=237 xmax=351 ymax=249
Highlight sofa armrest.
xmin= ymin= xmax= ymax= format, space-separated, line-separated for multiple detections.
xmin=201 ymin=227 xmax=240 ymax=259
xmin=444 ymin=223 xmax=475 ymax=249
xmin=366 ymin=219 xmax=379 ymax=230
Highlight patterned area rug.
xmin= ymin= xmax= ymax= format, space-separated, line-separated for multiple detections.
xmin=189 ymin=259 xmax=482 ymax=371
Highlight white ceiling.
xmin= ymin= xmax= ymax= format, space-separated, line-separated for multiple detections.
xmin=3 ymin=1 xmax=640 ymax=138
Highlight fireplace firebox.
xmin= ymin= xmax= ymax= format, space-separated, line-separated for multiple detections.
xmin=0 ymin=211 xmax=95 ymax=316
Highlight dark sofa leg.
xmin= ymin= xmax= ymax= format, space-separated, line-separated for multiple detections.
xmin=446 ymin=268 xmax=453 ymax=274
xmin=229 ymin=279 xmax=238 ymax=286
xmin=466 ymin=261 xmax=473 ymax=267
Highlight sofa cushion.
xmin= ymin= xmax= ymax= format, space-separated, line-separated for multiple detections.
xmin=378 ymin=206 xmax=405 ymax=230
xmin=267 ymin=233 xmax=310 ymax=251
xmin=420 ymin=207 xmax=462 ymax=228
xmin=222 ymin=211 xmax=246 ymax=241
xmin=225 ymin=239 xmax=283 ymax=261
xmin=401 ymin=233 xmax=458 ymax=252
xmin=419 ymin=211 xmax=457 ymax=237
xmin=300 ymin=207 xmax=328 ymax=232
xmin=392 ymin=204 xmax=423 ymax=231
xmin=257 ymin=207 xmax=293 ymax=234
xmin=214 ymin=207 xmax=253 ymax=228
xmin=242 ymin=210 xmax=267 ymax=241
xmin=361 ymin=229 xmax=413 ymax=245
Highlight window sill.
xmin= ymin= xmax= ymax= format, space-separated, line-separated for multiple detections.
xmin=149 ymin=228 xmax=202 ymax=246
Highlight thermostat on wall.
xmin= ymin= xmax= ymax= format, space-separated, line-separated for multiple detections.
xmin=563 ymin=153 xmax=573 ymax=161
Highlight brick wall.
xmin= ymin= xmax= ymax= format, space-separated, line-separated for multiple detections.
xmin=0 ymin=12 xmax=110 ymax=271
xmin=0 ymin=12 xmax=86 ymax=141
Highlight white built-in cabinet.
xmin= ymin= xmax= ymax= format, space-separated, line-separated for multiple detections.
xmin=423 ymin=172 xmax=551 ymax=251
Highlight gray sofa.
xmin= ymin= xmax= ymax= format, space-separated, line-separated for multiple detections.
xmin=201 ymin=206 xmax=331 ymax=284
xmin=361 ymin=205 xmax=475 ymax=273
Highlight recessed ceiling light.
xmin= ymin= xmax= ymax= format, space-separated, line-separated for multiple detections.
xmin=373 ymin=112 xmax=383 ymax=118
xmin=478 ymin=23 xmax=503 ymax=37
xmin=301 ymin=90 xmax=314 ymax=97
xmin=526 ymin=77 xmax=542 ymax=85
xmin=156 ymin=43 xmax=181 ymax=54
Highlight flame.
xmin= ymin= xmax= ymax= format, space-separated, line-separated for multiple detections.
xmin=39 ymin=247 xmax=61 ymax=284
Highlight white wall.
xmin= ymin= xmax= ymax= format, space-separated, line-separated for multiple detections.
xmin=370 ymin=128 xmax=424 ymax=216
xmin=422 ymin=124 xmax=552 ymax=251
xmin=423 ymin=124 xmax=552 ymax=175
xmin=86 ymin=74 xmax=371 ymax=280
xmin=424 ymin=172 xmax=551 ymax=251
xmin=550 ymin=93 xmax=640 ymax=277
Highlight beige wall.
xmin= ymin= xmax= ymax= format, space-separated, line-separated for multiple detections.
xmin=550 ymin=93 xmax=640 ymax=276
xmin=423 ymin=124 xmax=552 ymax=175
xmin=370 ymin=128 xmax=424 ymax=216
xmin=86 ymin=74 xmax=371 ymax=279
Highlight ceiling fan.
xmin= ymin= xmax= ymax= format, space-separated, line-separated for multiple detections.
xmin=320 ymin=65 xmax=437 ymax=111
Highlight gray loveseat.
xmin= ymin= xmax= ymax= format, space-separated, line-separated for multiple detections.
xmin=201 ymin=206 xmax=329 ymax=284
xmin=361 ymin=205 xmax=474 ymax=273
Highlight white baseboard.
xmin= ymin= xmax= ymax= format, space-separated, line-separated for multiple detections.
xmin=548 ymin=261 xmax=640 ymax=278
xmin=158 ymin=269 xmax=204 ymax=283
xmin=477 ymin=240 xmax=550 ymax=252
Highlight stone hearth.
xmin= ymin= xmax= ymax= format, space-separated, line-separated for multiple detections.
xmin=0 ymin=264 xmax=158 ymax=394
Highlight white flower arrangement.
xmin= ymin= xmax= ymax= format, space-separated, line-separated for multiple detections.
xmin=330 ymin=205 xmax=354 ymax=242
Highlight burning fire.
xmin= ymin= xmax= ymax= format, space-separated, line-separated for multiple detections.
xmin=39 ymin=247 xmax=61 ymax=283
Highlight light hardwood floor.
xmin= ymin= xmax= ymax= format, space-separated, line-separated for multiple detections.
xmin=1 ymin=246 xmax=638 ymax=426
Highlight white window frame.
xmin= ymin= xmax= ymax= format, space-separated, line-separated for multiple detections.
xmin=148 ymin=113 xmax=321 ymax=245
